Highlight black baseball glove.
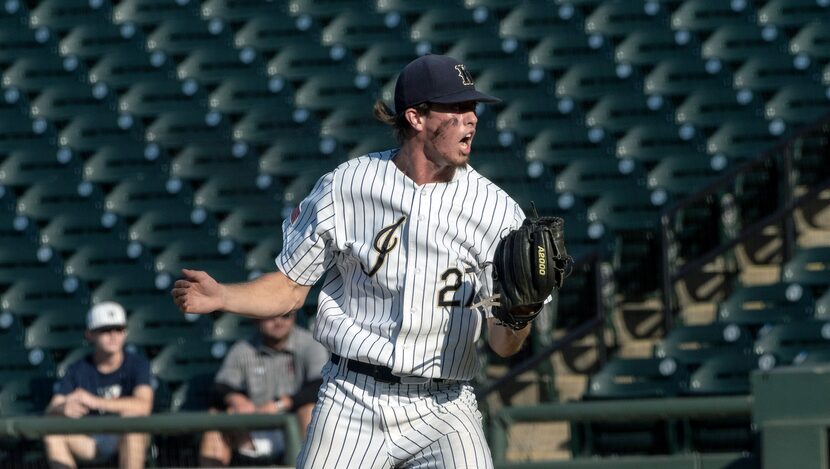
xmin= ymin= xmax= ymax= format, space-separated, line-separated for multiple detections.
xmin=490 ymin=216 xmax=572 ymax=330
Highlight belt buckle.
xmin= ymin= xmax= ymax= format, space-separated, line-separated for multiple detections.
xmin=399 ymin=376 xmax=429 ymax=385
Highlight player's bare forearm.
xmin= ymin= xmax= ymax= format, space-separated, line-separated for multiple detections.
xmin=172 ymin=270 xmax=310 ymax=319
xmin=90 ymin=386 xmax=153 ymax=417
xmin=222 ymin=271 xmax=310 ymax=319
xmin=487 ymin=317 xmax=531 ymax=357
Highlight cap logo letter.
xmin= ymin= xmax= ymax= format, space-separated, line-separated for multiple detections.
xmin=455 ymin=64 xmax=474 ymax=86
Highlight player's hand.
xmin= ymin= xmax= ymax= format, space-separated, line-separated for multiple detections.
xmin=63 ymin=399 xmax=89 ymax=419
xmin=171 ymin=268 xmax=225 ymax=314
xmin=70 ymin=389 xmax=99 ymax=410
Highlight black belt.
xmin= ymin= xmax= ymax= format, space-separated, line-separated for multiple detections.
xmin=331 ymin=354 xmax=446 ymax=384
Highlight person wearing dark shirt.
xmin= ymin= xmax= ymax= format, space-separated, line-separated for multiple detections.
xmin=44 ymin=301 xmax=154 ymax=469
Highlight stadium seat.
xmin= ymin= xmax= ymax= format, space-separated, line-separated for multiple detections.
xmin=83 ymin=144 xmax=168 ymax=184
xmin=169 ymin=143 xmax=257 ymax=182
xmin=355 ymin=42 xmax=418 ymax=82
xmin=320 ymin=107 xmax=392 ymax=148
xmin=201 ymin=0 xmax=287 ymax=24
xmin=733 ymin=55 xmax=819 ymax=95
xmin=701 ymin=24 xmax=784 ymax=65
xmin=321 ymin=10 xmax=408 ymax=51
xmin=670 ymin=0 xmax=757 ymax=34
xmin=211 ymin=313 xmax=257 ymax=342
xmin=0 ymin=106 xmax=54 ymax=153
xmin=556 ymin=158 xmax=648 ymax=198
xmin=653 ymin=323 xmax=753 ymax=369
xmin=128 ymin=205 xmax=219 ymax=250
xmin=59 ymin=111 xmax=144 ymax=152
xmin=3 ymin=54 xmax=88 ymax=94
xmin=757 ymin=0 xmax=830 ymax=31
xmin=24 ymin=310 xmax=87 ymax=353
xmin=374 ymin=0 xmax=448 ymax=17
xmin=91 ymin=275 xmax=170 ymax=312
xmin=0 ymin=17 xmax=48 ymax=66
xmin=407 ymin=5 xmax=498 ymax=52
xmin=245 ymin=236 xmax=284 ymax=278
xmin=790 ymin=21 xmax=830 ymax=67
xmin=615 ymin=29 xmax=696 ymax=70
xmin=145 ymin=109 xmax=233 ymax=147
xmin=782 ymin=247 xmax=830 ymax=292
xmin=0 ymin=311 xmax=25 ymax=348
xmin=233 ymin=16 xmax=318 ymax=57
xmin=496 ymin=96 xmax=580 ymax=143
xmin=572 ymin=357 xmax=688 ymax=456
xmin=193 ymin=170 xmax=283 ymax=215
xmin=29 ymin=0 xmax=113 ymax=33
xmin=219 ymin=205 xmax=285 ymax=249
xmin=585 ymin=0 xmax=671 ymax=39
xmin=169 ymin=371 xmax=216 ymax=412
xmin=445 ymin=33 xmax=526 ymax=76
xmin=208 ymin=75 xmax=294 ymax=115
xmin=0 ymin=144 xmax=82 ymax=189
xmin=765 ymin=83 xmax=830 ymax=130
xmin=706 ymin=120 xmax=780 ymax=161
xmin=528 ymin=32 xmax=608 ymax=74
xmin=177 ymin=47 xmax=263 ymax=87
xmin=63 ymin=241 xmax=155 ymax=286
xmin=30 ymin=83 xmax=116 ymax=124
xmin=126 ymin=303 xmax=213 ymax=349
xmin=267 ymin=42 xmax=354 ymax=84
xmin=289 ymin=0 xmax=372 ymax=22
xmin=474 ymin=66 xmax=555 ymax=103
xmin=294 ymin=73 xmax=377 ymax=113
xmin=644 ymin=57 xmax=730 ymax=98
xmin=0 ymin=376 xmax=54 ymax=416
xmin=105 ymin=174 xmax=194 ymax=219
xmin=499 ymin=0 xmax=579 ymax=43
xmin=586 ymin=93 xmax=673 ymax=136
xmin=754 ymin=320 xmax=830 ymax=368
xmin=647 ymin=154 xmax=723 ymax=197
xmin=717 ymin=282 xmax=814 ymax=328
xmin=59 ymin=23 xmax=146 ymax=62
xmin=39 ymin=210 xmax=128 ymax=256
xmin=151 ymin=339 xmax=226 ymax=386
xmin=153 ymin=238 xmax=248 ymax=286
xmin=816 ymin=288 xmax=830 ymax=319
xmin=17 ymin=178 xmax=104 ymax=223
xmin=0 ymin=239 xmax=64 ymax=286
xmin=113 ymin=0 xmax=201 ymax=27
xmin=87 ymin=49 xmax=173 ymax=92
xmin=2 ymin=275 xmax=89 ymax=324
xmin=234 ymin=108 xmax=321 ymax=148
xmin=675 ymin=87 xmax=764 ymax=129
xmin=119 ymin=79 xmax=207 ymax=119
xmin=0 ymin=342 xmax=56 ymax=384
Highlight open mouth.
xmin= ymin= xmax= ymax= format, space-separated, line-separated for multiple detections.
xmin=460 ymin=132 xmax=474 ymax=150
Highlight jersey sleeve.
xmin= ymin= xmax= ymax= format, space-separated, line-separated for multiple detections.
xmin=275 ymin=172 xmax=337 ymax=286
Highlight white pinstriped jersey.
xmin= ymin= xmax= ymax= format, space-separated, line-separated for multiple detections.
xmin=276 ymin=149 xmax=525 ymax=381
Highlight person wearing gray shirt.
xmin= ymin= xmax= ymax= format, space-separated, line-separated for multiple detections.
xmin=199 ymin=312 xmax=328 ymax=466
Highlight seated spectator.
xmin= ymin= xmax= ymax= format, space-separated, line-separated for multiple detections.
xmin=199 ymin=311 xmax=328 ymax=466
xmin=43 ymin=301 xmax=153 ymax=469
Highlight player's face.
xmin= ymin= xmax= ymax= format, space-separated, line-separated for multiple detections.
xmin=422 ymin=101 xmax=478 ymax=168
xmin=259 ymin=312 xmax=295 ymax=343
xmin=87 ymin=326 xmax=127 ymax=355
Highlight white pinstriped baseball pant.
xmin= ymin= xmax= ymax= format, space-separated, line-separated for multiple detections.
xmin=296 ymin=359 xmax=493 ymax=469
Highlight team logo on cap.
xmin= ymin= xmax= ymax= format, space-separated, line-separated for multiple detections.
xmin=455 ymin=64 xmax=474 ymax=86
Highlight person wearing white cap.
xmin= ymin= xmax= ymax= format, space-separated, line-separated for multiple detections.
xmin=43 ymin=301 xmax=154 ymax=469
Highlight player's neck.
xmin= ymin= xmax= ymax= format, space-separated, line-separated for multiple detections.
xmin=94 ymin=349 xmax=124 ymax=374
xmin=394 ymin=143 xmax=455 ymax=185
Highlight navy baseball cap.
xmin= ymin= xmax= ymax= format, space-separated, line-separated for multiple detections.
xmin=394 ymin=54 xmax=501 ymax=114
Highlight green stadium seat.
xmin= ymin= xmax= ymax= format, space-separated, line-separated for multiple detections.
xmin=201 ymin=0 xmax=287 ymax=23
xmin=557 ymin=59 xmax=641 ymax=102
xmin=472 ymin=149 xmax=530 ymax=183
xmin=615 ymin=29 xmax=695 ymax=69
xmin=445 ymin=33 xmax=526 ymax=76
xmin=169 ymin=371 xmax=216 ymax=411
xmin=147 ymin=16 xmax=237 ymax=57
xmin=782 ymin=247 xmax=830 ymax=291
xmin=675 ymin=87 xmax=764 ymax=129
xmin=59 ymin=23 xmax=146 ymax=62
xmin=126 ymin=303 xmax=212 ymax=349
xmin=56 ymin=346 xmax=92 ymax=378
xmin=91 ymin=274 xmax=170 ymax=313
xmin=765 ymin=83 xmax=830 ymax=130
xmin=30 ymin=83 xmax=116 ymax=124
xmin=320 ymin=107 xmax=392 ymax=148
xmin=0 ymin=342 xmax=56 ymax=384
xmin=208 ymin=75 xmax=294 ymax=115
xmin=245 ymin=236 xmax=283 ymax=278
xmin=321 ymin=10 xmax=408 ymax=51
xmin=499 ymin=0 xmax=579 ymax=43
xmin=0 ymin=240 xmax=64 ymax=286
xmin=671 ymin=0 xmax=756 ymax=34
xmin=145 ymin=109 xmax=233 ymax=146
xmin=211 ymin=313 xmax=257 ymax=342
xmin=585 ymin=0 xmax=670 ymax=39
xmin=556 ymin=158 xmax=647 ymax=197
xmin=60 ymin=111 xmax=144 ymax=152
xmin=113 ymin=0 xmax=200 ymax=26
xmin=754 ymin=320 xmax=830 ymax=368
xmin=219 ymin=204 xmax=285 ymax=248
xmin=234 ymin=16 xmax=317 ymax=57
xmin=654 ymin=323 xmax=753 ymax=368
xmin=39 ymin=210 xmax=128 ymax=256
xmin=151 ymin=339 xmax=226 ymax=386
xmin=63 ymin=241 xmax=155 ymax=285
xmin=587 ymin=185 xmax=663 ymax=233
xmin=83 ymin=144 xmax=168 ymax=184
xmin=375 ymin=0 xmax=451 ymax=17
xmin=0 ymin=144 xmax=82 ymax=189
xmin=757 ymin=0 xmax=830 ymax=30
xmin=0 ymin=376 xmax=54 ymax=416
xmin=528 ymin=32 xmax=607 ymax=74
xmin=496 ymin=96 xmax=580 ymax=143
xmin=24 ymin=310 xmax=87 ymax=352
xmin=267 ymin=42 xmax=354 ymax=84
xmin=177 ymin=47 xmax=263 ymax=87
xmin=233 ymin=108 xmax=321 ymax=147
xmin=685 ymin=351 xmax=757 ymax=395
xmin=28 ymin=0 xmax=112 ymax=32
xmin=644 ymin=57 xmax=730 ymax=98
xmin=104 ymin=174 xmax=194 ymax=218
xmin=717 ymin=282 xmax=814 ymax=327
xmin=647 ymin=154 xmax=723 ymax=197
xmin=496 ymin=180 xmax=560 ymax=217
xmin=3 ymin=54 xmax=87 ymax=94
xmin=119 ymin=79 xmax=207 ymax=118
xmin=169 ymin=143 xmax=257 ymax=181
xmin=474 ymin=66 xmax=555 ymax=103
xmin=0 ymin=106 xmax=54 ymax=152
xmin=408 ymin=5 xmax=498 ymax=51
xmin=17 ymin=178 xmax=104 ymax=223
xmin=0 ymin=311 xmax=25 ymax=348
xmin=2 ymin=275 xmax=89 ymax=323
xmin=706 ymin=120 xmax=780 ymax=161
xmin=701 ymin=24 xmax=784 ymax=65
xmin=586 ymin=93 xmax=672 ymax=135
xmin=88 ymin=49 xmax=173 ymax=91
xmin=816 ymin=288 xmax=830 ymax=319
xmin=573 ymin=357 xmax=687 ymax=456
xmin=193 ymin=170 xmax=283 ymax=215
xmin=154 ymin=238 xmax=247 ymax=286
xmin=733 ymin=55 xmax=819 ymax=95
xmin=128 ymin=205 xmax=218 ymax=250
xmin=355 ymin=42 xmax=418 ymax=82
xmin=790 ymin=21 xmax=830 ymax=67
xmin=0 ymin=17 xmax=48 ymax=66
xmin=294 ymin=74 xmax=377 ymax=113
xmin=289 ymin=0 xmax=372 ymax=22
xmin=348 ymin=134 xmax=398 ymax=160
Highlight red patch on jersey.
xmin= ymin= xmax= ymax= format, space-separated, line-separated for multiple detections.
xmin=290 ymin=206 xmax=301 ymax=224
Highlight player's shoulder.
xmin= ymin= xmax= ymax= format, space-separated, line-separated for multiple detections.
xmin=463 ymin=165 xmax=522 ymax=210
xmin=331 ymin=148 xmax=397 ymax=176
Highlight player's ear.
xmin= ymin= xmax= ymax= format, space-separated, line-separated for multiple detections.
xmin=403 ymin=107 xmax=425 ymax=131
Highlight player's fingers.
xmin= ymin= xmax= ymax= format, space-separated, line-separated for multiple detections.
xmin=181 ymin=268 xmax=209 ymax=282
xmin=173 ymin=279 xmax=191 ymax=289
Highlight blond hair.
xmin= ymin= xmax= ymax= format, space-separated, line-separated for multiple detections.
xmin=372 ymin=100 xmax=430 ymax=144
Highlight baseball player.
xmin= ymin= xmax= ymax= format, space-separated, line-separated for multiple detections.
xmin=173 ymin=54 xmax=540 ymax=468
